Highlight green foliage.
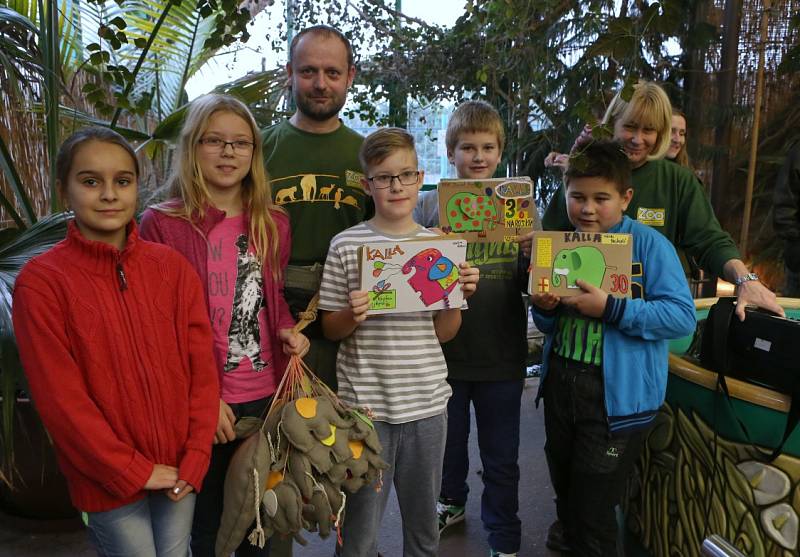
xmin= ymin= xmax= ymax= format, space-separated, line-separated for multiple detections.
xmin=0 ymin=0 xmax=283 ymax=488
xmin=280 ymin=0 xmax=705 ymax=206
xmin=0 ymin=212 xmax=70 ymax=482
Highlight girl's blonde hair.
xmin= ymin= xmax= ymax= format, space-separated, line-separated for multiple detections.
xmin=602 ymin=81 xmax=672 ymax=162
xmin=160 ymin=94 xmax=283 ymax=276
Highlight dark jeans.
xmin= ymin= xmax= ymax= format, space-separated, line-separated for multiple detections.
xmin=543 ymin=355 xmax=644 ymax=557
xmin=191 ymin=397 xmax=272 ymax=557
xmin=440 ymin=378 xmax=524 ymax=554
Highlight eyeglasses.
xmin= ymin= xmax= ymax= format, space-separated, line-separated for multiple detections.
xmin=367 ymin=171 xmax=421 ymax=189
xmin=198 ymin=137 xmax=254 ymax=155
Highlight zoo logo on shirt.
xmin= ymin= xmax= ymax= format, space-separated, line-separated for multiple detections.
xmin=637 ymin=207 xmax=665 ymax=226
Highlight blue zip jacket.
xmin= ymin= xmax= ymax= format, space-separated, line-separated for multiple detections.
xmin=532 ymin=216 xmax=696 ymax=433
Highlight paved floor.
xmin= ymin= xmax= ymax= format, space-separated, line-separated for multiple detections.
xmin=0 ymin=378 xmax=561 ymax=557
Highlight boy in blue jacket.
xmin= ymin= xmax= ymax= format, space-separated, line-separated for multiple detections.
xmin=530 ymin=140 xmax=696 ymax=556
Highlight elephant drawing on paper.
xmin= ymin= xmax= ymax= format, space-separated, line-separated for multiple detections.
xmin=445 ymin=192 xmax=498 ymax=234
xmin=551 ymin=246 xmax=608 ymax=289
xmin=401 ymin=248 xmax=460 ymax=306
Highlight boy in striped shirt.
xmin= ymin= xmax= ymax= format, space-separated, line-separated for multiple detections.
xmin=319 ymin=127 xmax=479 ymax=557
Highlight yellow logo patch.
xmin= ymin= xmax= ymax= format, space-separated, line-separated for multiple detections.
xmin=637 ymin=207 xmax=665 ymax=226
xmin=346 ymin=169 xmax=365 ymax=190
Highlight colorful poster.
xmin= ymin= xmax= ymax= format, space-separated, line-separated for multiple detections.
xmin=359 ymin=238 xmax=468 ymax=314
xmin=528 ymin=231 xmax=633 ymax=298
xmin=437 ymin=177 xmax=535 ymax=242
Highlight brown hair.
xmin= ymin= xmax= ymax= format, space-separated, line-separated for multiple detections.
xmin=56 ymin=126 xmax=139 ymax=187
xmin=157 ymin=94 xmax=283 ymax=277
xmin=602 ymin=81 xmax=672 ymax=161
xmin=565 ymin=140 xmax=633 ymax=195
xmin=445 ymin=100 xmax=506 ymax=153
xmin=359 ymin=127 xmax=416 ymax=174
xmin=289 ymin=25 xmax=354 ymax=68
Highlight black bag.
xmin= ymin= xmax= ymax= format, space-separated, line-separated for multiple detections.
xmin=700 ymin=297 xmax=800 ymax=460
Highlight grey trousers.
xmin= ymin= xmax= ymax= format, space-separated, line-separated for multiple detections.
xmin=340 ymin=413 xmax=447 ymax=557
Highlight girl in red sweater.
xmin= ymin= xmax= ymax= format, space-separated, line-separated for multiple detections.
xmin=139 ymin=94 xmax=308 ymax=557
xmin=12 ymin=127 xmax=219 ymax=556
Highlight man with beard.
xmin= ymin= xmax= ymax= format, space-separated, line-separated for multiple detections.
xmin=262 ymin=25 xmax=367 ymax=392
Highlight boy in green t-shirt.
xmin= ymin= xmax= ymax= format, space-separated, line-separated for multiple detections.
xmin=414 ymin=101 xmax=537 ymax=557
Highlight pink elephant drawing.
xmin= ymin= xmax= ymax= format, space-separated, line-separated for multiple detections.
xmin=401 ymin=248 xmax=459 ymax=306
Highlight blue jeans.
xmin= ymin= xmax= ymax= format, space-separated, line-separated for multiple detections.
xmin=85 ymin=491 xmax=196 ymax=556
xmin=440 ymin=379 xmax=524 ymax=554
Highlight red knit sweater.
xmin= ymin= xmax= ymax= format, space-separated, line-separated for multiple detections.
xmin=12 ymin=221 xmax=219 ymax=513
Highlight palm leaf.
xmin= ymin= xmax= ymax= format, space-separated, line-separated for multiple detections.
xmin=0 ymin=5 xmax=43 ymax=93
xmin=140 ymin=68 xmax=287 ymax=158
xmin=0 ymin=133 xmax=35 ymax=227
xmin=0 ymin=212 xmax=71 ymax=484
xmin=110 ymin=0 xmax=263 ymax=118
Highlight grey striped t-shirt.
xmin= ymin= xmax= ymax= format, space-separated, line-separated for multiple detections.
xmin=318 ymin=221 xmax=452 ymax=424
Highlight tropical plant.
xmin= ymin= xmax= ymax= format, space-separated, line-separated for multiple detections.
xmin=0 ymin=0 xmax=278 ymax=488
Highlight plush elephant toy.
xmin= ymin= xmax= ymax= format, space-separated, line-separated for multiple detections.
xmin=215 ymin=429 xmax=273 ymax=557
xmin=280 ymin=397 xmax=354 ymax=473
xmin=263 ymin=477 xmax=310 ymax=538
xmin=445 ymin=191 xmax=498 ymax=233
xmin=551 ymin=246 xmax=608 ymax=289
xmin=348 ymin=411 xmax=383 ymax=454
xmin=286 ymin=449 xmax=315 ymax=500
xmin=302 ymin=477 xmax=347 ymax=539
xmin=326 ymin=436 xmax=389 ymax=493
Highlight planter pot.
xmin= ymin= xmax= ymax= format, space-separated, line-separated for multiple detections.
xmin=0 ymin=397 xmax=76 ymax=520
xmin=626 ymin=298 xmax=800 ymax=557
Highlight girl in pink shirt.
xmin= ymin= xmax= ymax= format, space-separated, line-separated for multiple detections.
xmin=140 ymin=94 xmax=308 ymax=556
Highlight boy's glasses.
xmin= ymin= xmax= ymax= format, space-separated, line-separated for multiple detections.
xmin=198 ymin=137 xmax=254 ymax=155
xmin=367 ymin=171 xmax=421 ymax=189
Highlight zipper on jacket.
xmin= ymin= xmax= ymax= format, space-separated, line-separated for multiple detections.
xmin=116 ymin=260 xmax=128 ymax=291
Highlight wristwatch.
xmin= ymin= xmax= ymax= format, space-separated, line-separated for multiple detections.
xmin=734 ymin=272 xmax=759 ymax=286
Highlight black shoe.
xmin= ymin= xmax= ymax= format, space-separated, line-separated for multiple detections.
xmin=545 ymin=520 xmax=572 ymax=552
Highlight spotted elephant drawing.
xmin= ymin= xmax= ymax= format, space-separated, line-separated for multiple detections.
xmin=445 ymin=192 xmax=498 ymax=234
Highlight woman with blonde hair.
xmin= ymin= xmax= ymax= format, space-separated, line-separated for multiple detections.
xmin=140 ymin=93 xmax=308 ymax=556
xmin=539 ymin=80 xmax=781 ymax=554
xmin=666 ymin=108 xmax=691 ymax=169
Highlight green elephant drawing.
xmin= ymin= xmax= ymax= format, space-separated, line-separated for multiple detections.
xmin=551 ymin=246 xmax=607 ymax=289
xmin=446 ymin=192 xmax=498 ymax=233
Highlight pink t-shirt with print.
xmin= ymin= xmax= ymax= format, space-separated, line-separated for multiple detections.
xmin=207 ymin=214 xmax=275 ymax=403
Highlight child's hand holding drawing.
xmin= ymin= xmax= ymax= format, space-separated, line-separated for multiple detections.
xmin=458 ymin=262 xmax=480 ymax=299
xmin=560 ymin=279 xmax=608 ymax=318
xmin=531 ymin=292 xmax=561 ymax=311
xmin=517 ymin=231 xmax=534 ymax=258
xmin=349 ymin=290 xmax=371 ymax=323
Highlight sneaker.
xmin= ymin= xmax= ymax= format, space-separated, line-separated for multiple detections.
xmin=437 ymin=498 xmax=465 ymax=532
xmin=545 ymin=519 xmax=572 ymax=552
xmin=490 ymin=550 xmax=518 ymax=557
